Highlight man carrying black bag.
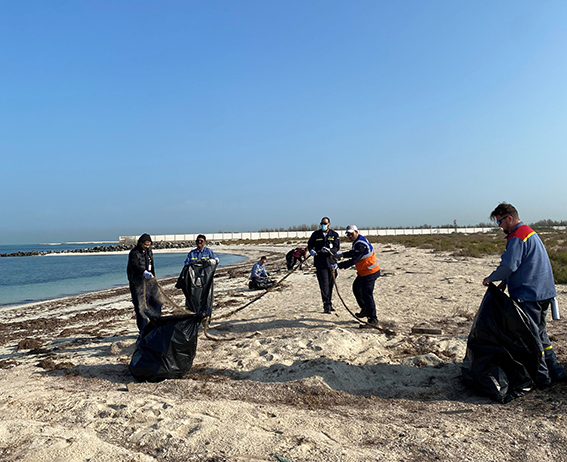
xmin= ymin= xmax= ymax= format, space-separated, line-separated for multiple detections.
xmin=482 ymin=202 xmax=565 ymax=386
xmin=176 ymin=258 xmax=218 ymax=317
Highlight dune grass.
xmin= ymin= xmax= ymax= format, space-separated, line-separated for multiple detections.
xmin=365 ymin=230 xmax=567 ymax=285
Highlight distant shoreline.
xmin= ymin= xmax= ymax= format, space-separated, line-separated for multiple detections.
xmin=38 ymin=241 xmax=119 ymax=246
xmin=1 ymin=241 xmax=205 ymax=258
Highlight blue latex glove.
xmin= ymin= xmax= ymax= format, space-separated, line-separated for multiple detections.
xmin=321 ymin=247 xmax=331 ymax=254
xmin=332 ymin=263 xmax=338 ymax=269
xmin=309 ymin=249 xmax=317 ymax=257
xmin=143 ymin=270 xmax=153 ymax=279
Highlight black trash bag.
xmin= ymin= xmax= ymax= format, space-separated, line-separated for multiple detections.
xmin=129 ymin=314 xmax=202 ymax=382
xmin=175 ymin=260 xmax=217 ymax=317
xmin=248 ymin=278 xmax=276 ymax=290
xmin=462 ymin=283 xmax=543 ymax=403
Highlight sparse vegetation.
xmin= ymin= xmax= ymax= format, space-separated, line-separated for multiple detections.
xmin=363 ymin=231 xmax=567 ymax=285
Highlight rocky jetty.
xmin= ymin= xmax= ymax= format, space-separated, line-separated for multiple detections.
xmin=0 ymin=241 xmax=203 ymax=257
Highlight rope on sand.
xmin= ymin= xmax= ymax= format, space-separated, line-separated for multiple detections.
xmin=146 ymin=251 xmax=387 ymax=340
xmin=329 ymin=267 xmax=384 ymax=332
xmin=148 ymin=256 xmax=302 ymax=341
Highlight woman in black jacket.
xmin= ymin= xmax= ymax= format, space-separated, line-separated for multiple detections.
xmin=127 ymin=233 xmax=163 ymax=332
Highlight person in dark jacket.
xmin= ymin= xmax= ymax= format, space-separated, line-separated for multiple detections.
xmin=286 ymin=247 xmax=309 ymax=270
xmin=307 ymin=217 xmax=340 ymax=313
xmin=482 ymin=203 xmax=565 ymax=386
xmin=127 ymin=233 xmax=163 ymax=332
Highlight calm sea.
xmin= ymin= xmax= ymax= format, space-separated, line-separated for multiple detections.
xmin=0 ymin=243 xmax=247 ymax=307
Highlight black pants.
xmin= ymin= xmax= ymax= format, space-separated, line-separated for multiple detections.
xmin=519 ymin=299 xmax=565 ymax=384
xmin=315 ymin=266 xmax=336 ymax=307
xmin=352 ymin=271 xmax=380 ymax=321
xmin=130 ymin=280 xmax=163 ymax=332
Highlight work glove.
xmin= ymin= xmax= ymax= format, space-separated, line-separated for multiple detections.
xmin=332 ymin=263 xmax=338 ymax=270
xmin=143 ymin=270 xmax=153 ymax=279
xmin=309 ymin=249 xmax=317 ymax=257
xmin=335 ymin=252 xmax=343 ymax=259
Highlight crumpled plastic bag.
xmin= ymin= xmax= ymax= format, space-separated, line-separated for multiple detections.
xmin=462 ymin=283 xmax=543 ymax=403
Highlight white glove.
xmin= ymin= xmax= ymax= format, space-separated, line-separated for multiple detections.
xmin=332 ymin=263 xmax=338 ymax=269
xmin=309 ymin=249 xmax=317 ymax=257
xmin=143 ymin=270 xmax=153 ymax=279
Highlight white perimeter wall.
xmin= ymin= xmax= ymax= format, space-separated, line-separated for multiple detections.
xmin=119 ymin=227 xmax=497 ymax=243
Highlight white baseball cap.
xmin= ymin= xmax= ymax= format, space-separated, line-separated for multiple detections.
xmin=345 ymin=224 xmax=358 ymax=233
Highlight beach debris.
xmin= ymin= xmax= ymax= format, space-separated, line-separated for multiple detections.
xmin=411 ymin=326 xmax=443 ymax=335
xmin=17 ymin=338 xmax=44 ymax=350
xmin=37 ymin=358 xmax=75 ymax=371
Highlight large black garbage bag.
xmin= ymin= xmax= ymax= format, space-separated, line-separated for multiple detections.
xmin=248 ymin=278 xmax=276 ymax=290
xmin=462 ymin=283 xmax=543 ymax=403
xmin=175 ymin=260 xmax=217 ymax=317
xmin=129 ymin=314 xmax=202 ymax=382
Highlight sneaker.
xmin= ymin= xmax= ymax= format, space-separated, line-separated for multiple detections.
xmin=323 ymin=303 xmax=334 ymax=313
xmin=359 ymin=319 xmax=379 ymax=329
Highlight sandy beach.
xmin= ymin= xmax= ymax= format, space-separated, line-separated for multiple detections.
xmin=1 ymin=242 xmax=566 ymax=461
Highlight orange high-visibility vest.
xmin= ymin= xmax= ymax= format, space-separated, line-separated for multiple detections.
xmin=353 ymin=235 xmax=380 ymax=277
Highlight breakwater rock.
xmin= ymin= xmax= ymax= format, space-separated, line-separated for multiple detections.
xmin=0 ymin=241 xmax=204 ymax=257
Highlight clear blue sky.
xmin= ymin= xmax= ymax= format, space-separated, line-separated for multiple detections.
xmin=1 ymin=1 xmax=566 ymax=244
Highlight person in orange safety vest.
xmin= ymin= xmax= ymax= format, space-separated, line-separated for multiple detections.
xmin=336 ymin=225 xmax=380 ymax=327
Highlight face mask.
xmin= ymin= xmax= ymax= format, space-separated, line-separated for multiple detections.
xmin=321 ymin=224 xmax=328 ymax=231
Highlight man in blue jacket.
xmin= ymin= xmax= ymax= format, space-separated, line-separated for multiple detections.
xmin=483 ymin=203 xmax=564 ymax=386
xmin=184 ymin=234 xmax=219 ymax=265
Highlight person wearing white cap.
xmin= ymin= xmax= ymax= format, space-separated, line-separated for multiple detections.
xmin=336 ymin=225 xmax=380 ymax=326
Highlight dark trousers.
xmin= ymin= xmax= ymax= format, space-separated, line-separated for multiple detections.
xmin=130 ymin=280 xmax=163 ymax=332
xmin=353 ymin=271 xmax=380 ymax=321
xmin=315 ymin=266 xmax=336 ymax=307
xmin=519 ymin=299 xmax=565 ymax=384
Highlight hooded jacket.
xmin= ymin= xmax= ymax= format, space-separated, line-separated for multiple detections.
xmin=127 ymin=234 xmax=156 ymax=285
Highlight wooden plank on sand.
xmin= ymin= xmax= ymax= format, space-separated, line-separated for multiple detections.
xmin=411 ymin=327 xmax=443 ymax=335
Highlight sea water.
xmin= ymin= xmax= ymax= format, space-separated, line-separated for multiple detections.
xmin=0 ymin=244 xmax=246 ymax=306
